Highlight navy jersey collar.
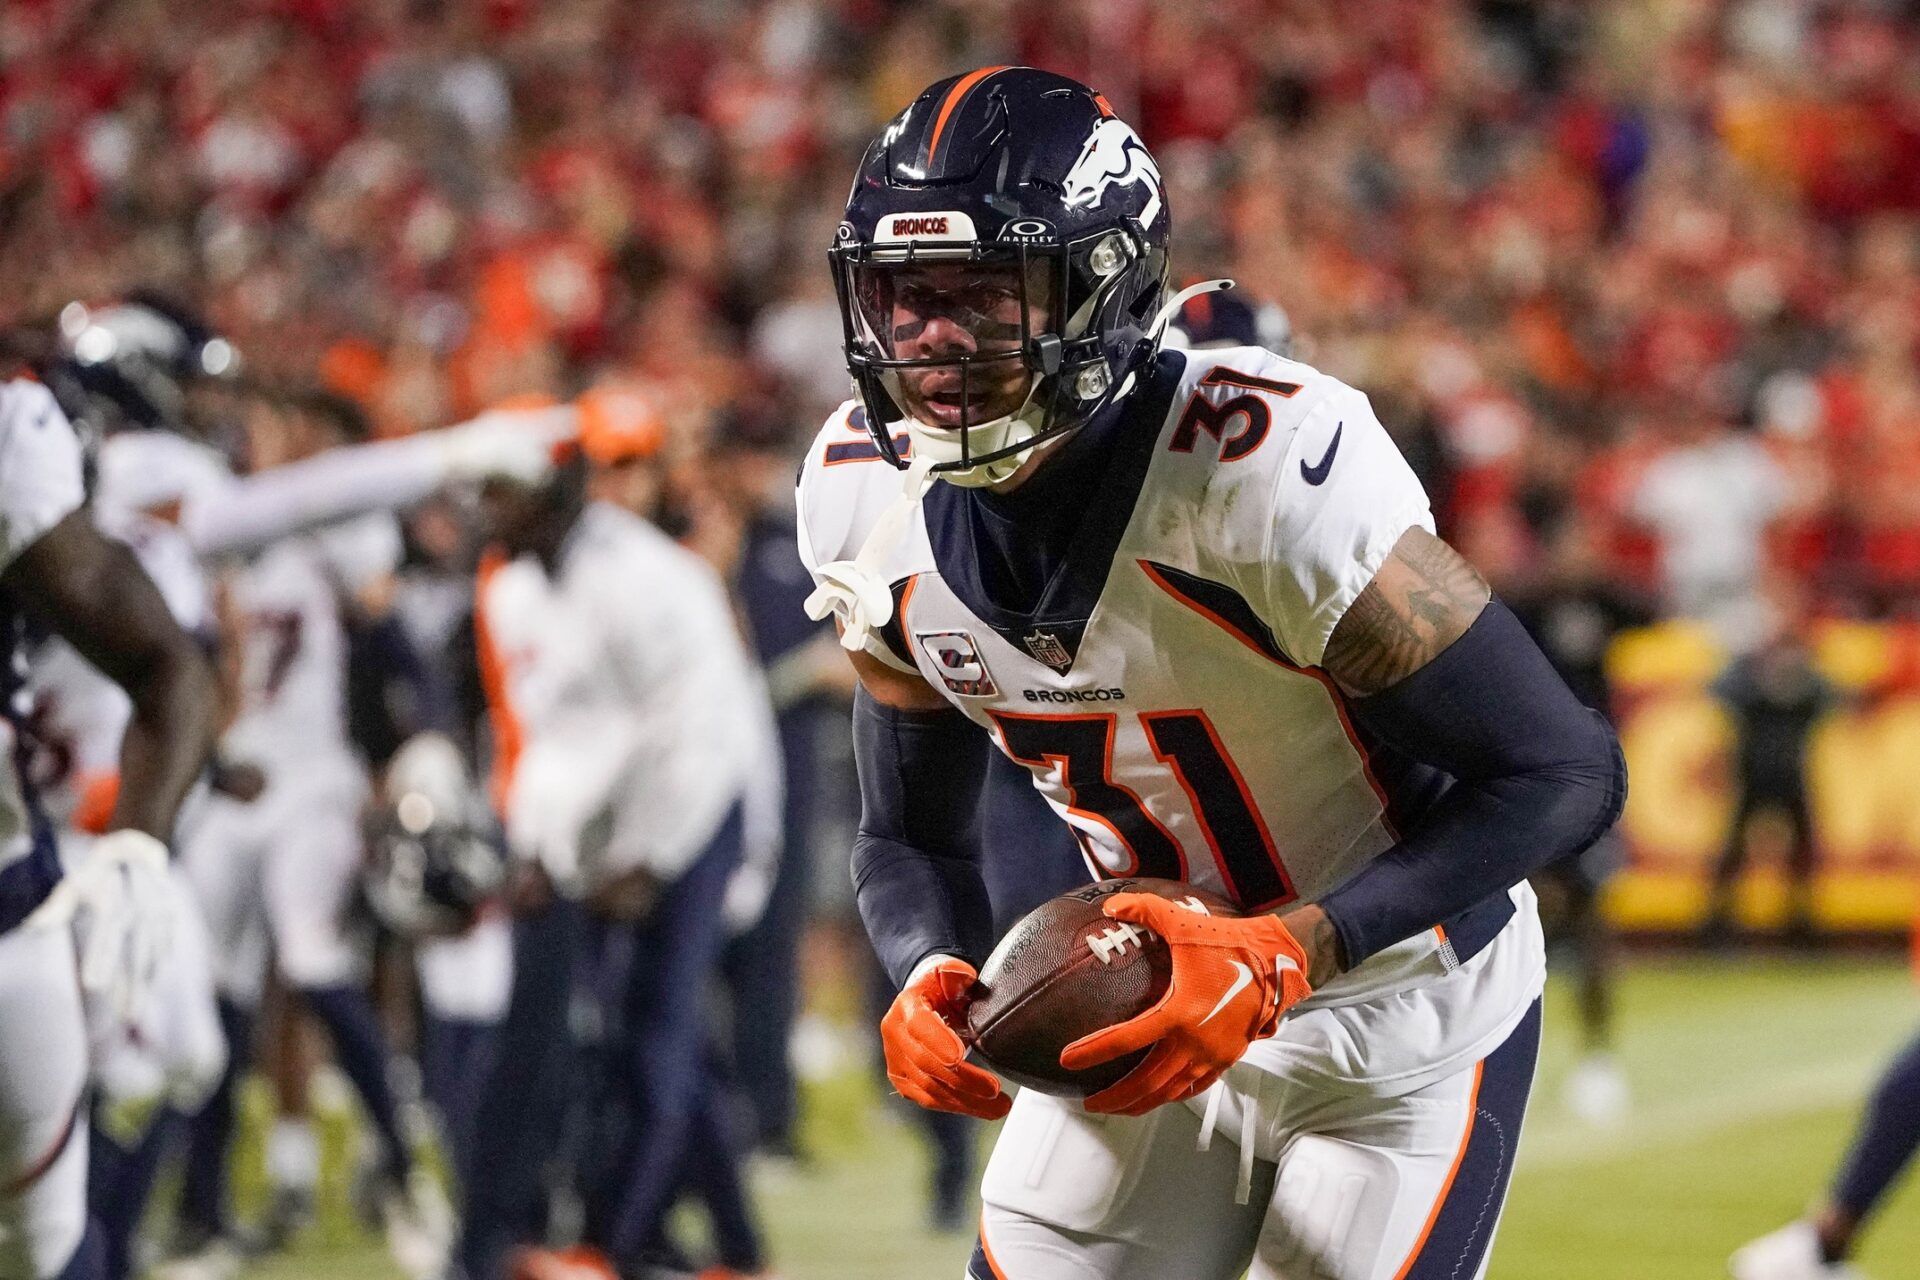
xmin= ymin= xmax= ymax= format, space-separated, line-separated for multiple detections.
xmin=922 ymin=350 xmax=1186 ymax=671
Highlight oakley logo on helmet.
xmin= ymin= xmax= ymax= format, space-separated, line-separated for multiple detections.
xmin=996 ymin=218 xmax=1058 ymax=245
xmin=1062 ymin=119 xmax=1163 ymax=229
xmin=876 ymin=211 xmax=977 ymax=242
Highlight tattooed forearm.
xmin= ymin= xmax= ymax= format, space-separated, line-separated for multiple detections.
xmin=1321 ymin=527 xmax=1489 ymax=697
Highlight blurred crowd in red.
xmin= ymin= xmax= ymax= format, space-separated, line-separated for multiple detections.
xmin=2 ymin=0 xmax=1918 ymax=644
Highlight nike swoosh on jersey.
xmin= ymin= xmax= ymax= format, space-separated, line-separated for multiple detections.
xmin=1299 ymin=421 xmax=1343 ymax=485
xmin=1198 ymin=960 xmax=1254 ymax=1026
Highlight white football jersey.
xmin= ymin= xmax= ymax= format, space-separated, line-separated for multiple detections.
xmin=476 ymin=502 xmax=766 ymax=888
xmin=0 ymin=380 xmax=87 ymax=930
xmin=799 ymin=348 xmax=1543 ymax=1084
xmin=220 ymin=513 xmax=401 ymax=769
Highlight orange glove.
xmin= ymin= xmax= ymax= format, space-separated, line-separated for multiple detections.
xmin=1059 ymin=894 xmax=1313 ymax=1117
xmin=881 ymin=956 xmax=1012 ymax=1120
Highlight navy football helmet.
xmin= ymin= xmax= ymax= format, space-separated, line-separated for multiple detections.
xmin=45 ymin=294 xmax=239 ymax=438
xmin=363 ymin=734 xmax=506 ymax=938
xmin=831 ymin=68 xmax=1171 ymax=486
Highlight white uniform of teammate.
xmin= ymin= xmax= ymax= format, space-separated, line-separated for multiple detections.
xmin=183 ymin=514 xmax=401 ymax=1004
xmin=86 ymin=414 xmax=562 ymax=1034
xmin=798 ymin=348 xmax=1546 ymax=1280
xmin=23 ymin=452 xmax=227 ymax=1115
xmin=477 ymin=501 xmax=765 ymax=890
xmin=0 ymin=381 xmax=100 ymax=1278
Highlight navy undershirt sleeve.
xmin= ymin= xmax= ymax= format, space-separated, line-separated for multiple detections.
xmin=1317 ymin=598 xmax=1627 ymax=967
xmin=850 ymin=684 xmax=996 ymax=989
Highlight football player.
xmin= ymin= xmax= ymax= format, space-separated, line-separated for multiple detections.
xmin=457 ymin=399 xmax=776 ymax=1280
xmin=1731 ymin=1029 xmax=1920 ymax=1279
xmin=0 ymin=373 xmax=218 ymax=1280
xmin=798 ymin=70 xmax=1624 ymax=1280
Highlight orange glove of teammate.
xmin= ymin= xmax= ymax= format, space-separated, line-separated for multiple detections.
xmin=881 ymin=956 xmax=1013 ymax=1120
xmin=1059 ymin=894 xmax=1313 ymax=1117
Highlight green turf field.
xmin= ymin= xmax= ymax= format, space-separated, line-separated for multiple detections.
xmin=226 ymin=956 xmax=1920 ymax=1279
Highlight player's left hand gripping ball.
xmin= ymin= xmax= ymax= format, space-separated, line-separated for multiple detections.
xmin=1060 ymin=894 xmax=1313 ymax=1116
xmin=881 ymin=956 xmax=1012 ymax=1120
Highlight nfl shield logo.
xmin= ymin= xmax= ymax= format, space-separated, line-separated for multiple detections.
xmin=917 ymin=630 xmax=997 ymax=697
xmin=1021 ymin=629 xmax=1074 ymax=672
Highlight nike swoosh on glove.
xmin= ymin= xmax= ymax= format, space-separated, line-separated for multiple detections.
xmin=1059 ymin=893 xmax=1312 ymax=1117
xmin=881 ymin=956 xmax=1011 ymax=1120
xmin=27 ymin=829 xmax=173 ymax=1022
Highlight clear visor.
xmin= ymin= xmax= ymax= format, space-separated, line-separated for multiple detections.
xmin=846 ymin=256 xmax=1058 ymax=431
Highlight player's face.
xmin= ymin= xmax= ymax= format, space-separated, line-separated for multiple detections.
xmin=479 ymin=459 xmax=583 ymax=556
xmin=479 ymin=476 xmax=546 ymax=553
xmin=863 ymin=260 xmax=1052 ymax=429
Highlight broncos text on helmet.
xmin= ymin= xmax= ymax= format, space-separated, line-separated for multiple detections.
xmin=831 ymin=68 xmax=1172 ymax=487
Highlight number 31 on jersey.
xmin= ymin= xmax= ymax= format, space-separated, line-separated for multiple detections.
xmin=988 ymin=708 xmax=1297 ymax=911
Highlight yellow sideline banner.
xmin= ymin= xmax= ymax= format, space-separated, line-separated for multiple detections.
xmin=1609 ymin=620 xmax=1920 ymax=932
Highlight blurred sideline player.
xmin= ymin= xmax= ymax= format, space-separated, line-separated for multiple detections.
xmin=1702 ymin=623 xmax=1837 ymax=946
xmin=1731 ymin=1027 xmax=1920 ymax=1279
xmin=458 ymin=388 xmax=778 ymax=1280
xmin=41 ymin=306 xmax=565 ymax=1273
xmin=581 ymin=388 xmax=785 ymax=1276
xmin=0 ymin=371 xmax=218 ymax=1279
xmin=800 ymin=70 xmax=1623 ymax=1279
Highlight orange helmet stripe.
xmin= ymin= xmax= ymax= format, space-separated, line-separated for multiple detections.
xmin=925 ymin=65 xmax=1013 ymax=167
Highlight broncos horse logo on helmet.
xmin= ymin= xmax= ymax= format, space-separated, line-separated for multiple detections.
xmin=1062 ymin=118 xmax=1164 ymax=229
xmin=830 ymin=68 xmax=1173 ymax=488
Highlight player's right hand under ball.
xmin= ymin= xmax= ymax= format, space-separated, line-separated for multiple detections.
xmin=881 ymin=955 xmax=1012 ymax=1120
xmin=1060 ymin=893 xmax=1314 ymax=1117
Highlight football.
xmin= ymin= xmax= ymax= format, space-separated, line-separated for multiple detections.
xmin=965 ymin=878 xmax=1241 ymax=1097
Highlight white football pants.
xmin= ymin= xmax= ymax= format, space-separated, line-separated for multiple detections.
xmin=180 ymin=755 xmax=368 ymax=1004
xmin=972 ymin=1000 xmax=1541 ymax=1280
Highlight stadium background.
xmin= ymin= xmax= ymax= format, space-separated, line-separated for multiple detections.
xmin=5 ymin=0 xmax=1920 ymax=1275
